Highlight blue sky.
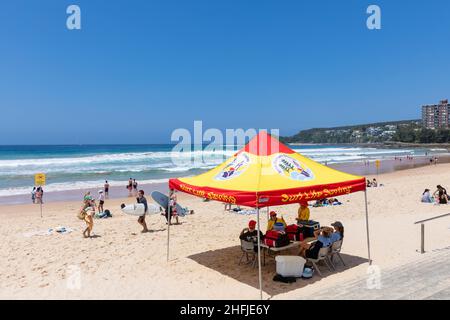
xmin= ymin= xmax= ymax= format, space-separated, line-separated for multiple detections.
xmin=0 ymin=0 xmax=449 ymax=144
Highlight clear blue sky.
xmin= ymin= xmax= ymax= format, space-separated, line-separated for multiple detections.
xmin=1 ymin=0 xmax=449 ymax=144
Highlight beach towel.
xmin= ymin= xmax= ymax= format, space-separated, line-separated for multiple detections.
xmin=233 ymin=209 xmax=256 ymax=216
xmin=23 ymin=226 xmax=75 ymax=238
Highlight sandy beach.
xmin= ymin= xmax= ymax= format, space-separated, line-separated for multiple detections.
xmin=1 ymin=163 xmax=450 ymax=300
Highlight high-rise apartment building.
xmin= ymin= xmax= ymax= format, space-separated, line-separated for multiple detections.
xmin=422 ymin=99 xmax=450 ymax=129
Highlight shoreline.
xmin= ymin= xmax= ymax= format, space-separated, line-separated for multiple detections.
xmin=1 ymin=154 xmax=449 ymax=206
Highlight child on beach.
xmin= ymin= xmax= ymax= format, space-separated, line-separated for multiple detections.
xmin=136 ymin=190 xmax=149 ymax=233
xmin=98 ymin=190 xmax=105 ymax=213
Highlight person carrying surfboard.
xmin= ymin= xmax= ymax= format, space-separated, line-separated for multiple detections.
xmin=169 ymin=189 xmax=179 ymax=225
xmin=136 ymin=190 xmax=149 ymax=233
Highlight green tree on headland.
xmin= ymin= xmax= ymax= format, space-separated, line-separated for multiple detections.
xmin=281 ymin=120 xmax=450 ymax=144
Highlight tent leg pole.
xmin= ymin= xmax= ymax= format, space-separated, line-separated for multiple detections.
xmin=167 ymin=191 xmax=171 ymax=262
xmin=257 ymin=207 xmax=263 ymax=300
xmin=364 ymin=190 xmax=372 ymax=265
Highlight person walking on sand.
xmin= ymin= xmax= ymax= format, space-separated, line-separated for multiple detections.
xmin=35 ymin=186 xmax=43 ymax=204
xmin=97 ymin=190 xmax=105 ymax=213
xmin=127 ymin=178 xmax=133 ymax=197
xmin=104 ymin=180 xmax=110 ymax=198
xmin=82 ymin=205 xmax=95 ymax=238
xmin=169 ymin=189 xmax=179 ymax=225
xmin=31 ymin=187 xmax=36 ymax=204
xmin=136 ymin=190 xmax=149 ymax=233
xmin=133 ymin=179 xmax=138 ymax=196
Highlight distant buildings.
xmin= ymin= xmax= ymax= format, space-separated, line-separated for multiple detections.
xmin=422 ymin=99 xmax=450 ymax=129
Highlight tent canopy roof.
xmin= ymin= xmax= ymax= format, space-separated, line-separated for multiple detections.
xmin=169 ymin=131 xmax=366 ymax=207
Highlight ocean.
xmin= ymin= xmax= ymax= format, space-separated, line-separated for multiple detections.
xmin=0 ymin=144 xmax=447 ymax=198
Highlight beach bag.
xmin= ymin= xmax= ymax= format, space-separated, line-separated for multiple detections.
xmin=264 ymin=230 xmax=290 ymax=248
xmin=286 ymin=224 xmax=304 ymax=241
xmin=273 ymin=274 xmax=296 ymax=283
xmin=77 ymin=210 xmax=86 ymax=220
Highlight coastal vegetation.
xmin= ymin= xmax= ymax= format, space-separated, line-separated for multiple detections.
xmin=281 ymin=120 xmax=450 ymax=144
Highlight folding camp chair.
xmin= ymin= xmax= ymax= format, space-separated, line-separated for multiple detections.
xmin=307 ymin=246 xmax=333 ymax=276
xmin=328 ymin=239 xmax=346 ymax=269
xmin=238 ymin=240 xmax=257 ymax=268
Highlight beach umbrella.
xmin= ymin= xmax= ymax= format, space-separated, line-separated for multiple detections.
xmin=168 ymin=131 xmax=370 ymax=299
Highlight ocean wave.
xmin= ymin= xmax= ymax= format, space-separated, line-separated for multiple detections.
xmin=0 ymin=178 xmax=170 ymax=197
xmin=0 ymin=150 xmax=235 ymax=169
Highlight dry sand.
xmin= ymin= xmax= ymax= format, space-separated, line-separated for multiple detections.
xmin=1 ymin=163 xmax=450 ymax=299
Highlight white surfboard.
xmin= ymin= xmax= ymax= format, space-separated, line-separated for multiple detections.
xmin=121 ymin=203 xmax=161 ymax=216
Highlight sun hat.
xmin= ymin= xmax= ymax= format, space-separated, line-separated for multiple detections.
xmin=331 ymin=221 xmax=343 ymax=228
xmin=98 ymin=190 xmax=103 ymax=193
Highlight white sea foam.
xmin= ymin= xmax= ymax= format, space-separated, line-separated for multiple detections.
xmin=0 ymin=146 xmax=445 ymax=198
xmin=0 ymin=178 xmax=170 ymax=197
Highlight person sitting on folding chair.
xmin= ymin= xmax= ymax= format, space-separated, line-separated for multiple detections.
xmin=330 ymin=221 xmax=344 ymax=243
xmin=239 ymin=220 xmax=264 ymax=252
xmin=299 ymin=227 xmax=332 ymax=259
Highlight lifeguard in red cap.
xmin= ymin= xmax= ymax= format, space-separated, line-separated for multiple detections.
xmin=297 ymin=201 xmax=310 ymax=222
xmin=267 ymin=211 xmax=287 ymax=232
xmin=239 ymin=220 xmax=264 ymax=251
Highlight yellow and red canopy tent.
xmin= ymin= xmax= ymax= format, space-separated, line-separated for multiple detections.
xmin=167 ymin=131 xmax=371 ymax=299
